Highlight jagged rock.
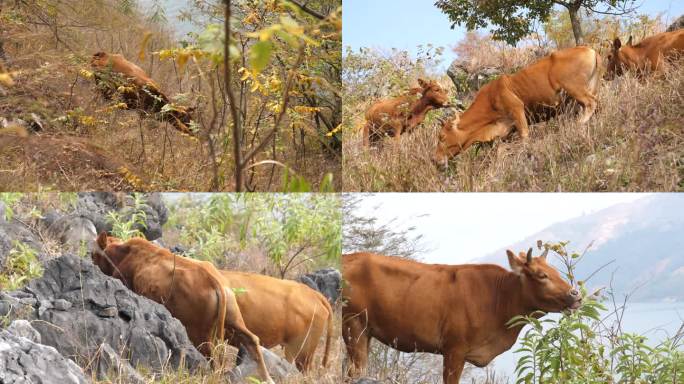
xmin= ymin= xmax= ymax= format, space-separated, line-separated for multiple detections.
xmin=169 ymin=245 xmax=189 ymax=256
xmin=0 ymin=328 xmax=89 ymax=384
xmin=666 ymin=15 xmax=684 ymax=31
xmin=7 ymin=320 xmax=41 ymax=343
xmin=46 ymin=215 xmax=97 ymax=252
xmin=446 ymin=60 xmax=501 ymax=95
xmin=0 ymin=215 xmax=45 ymax=266
xmin=297 ymin=268 xmax=342 ymax=304
xmin=28 ymin=113 xmax=44 ymax=133
xmin=228 ymin=346 xmax=299 ymax=383
xmin=93 ymin=342 xmax=145 ymax=384
xmin=0 ymin=254 xmax=207 ymax=374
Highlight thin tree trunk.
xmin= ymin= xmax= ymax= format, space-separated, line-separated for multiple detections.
xmin=224 ymin=0 xmax=243 ymax=191
xmin=567 ymin=5 xmax=584 ymax=46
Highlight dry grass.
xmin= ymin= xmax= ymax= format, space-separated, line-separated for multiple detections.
xmin=343 ymin=63 xmax=684 ymax=192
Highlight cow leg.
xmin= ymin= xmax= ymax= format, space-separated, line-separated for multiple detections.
xmin=342 ymin=312 xmax=370 ymax=377
xmin=224 ymin=298 xmax=275 ymax=384
xmin=442 ymin=349 xmax=466 ymax=384
xmin=563 ymin=84 xmax=597 ymax=124
xmin=500 ymin=90 xmax=529 ymax=139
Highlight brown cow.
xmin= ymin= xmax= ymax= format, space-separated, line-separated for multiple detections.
xmin=91 ymin=233 xmax=274 ymax=383
xmin=433 ymin=46 xmax=601 ymax=167
xmin=90 ymin=52 xmax=195 ymax=136
xmin=221 ymin=270 xmax=334 ymax=371
xmin=363 ymin=78 xmax=450 ymax=146
xmin=605 ymin=30 xmax=684 ymax=79
xmin=342 ymin=249 xmax=581 ymax=384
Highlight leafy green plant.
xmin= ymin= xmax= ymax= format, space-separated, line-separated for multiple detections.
xmin=510 ymin=241 xmax=684 ymax=383
xmin=0 ymin=193 xmax=23 ymax=221
xmin=106 ymin=193 xmax=148 ymax=240
xmin=0 ymin=241 xmax=43 ymax=290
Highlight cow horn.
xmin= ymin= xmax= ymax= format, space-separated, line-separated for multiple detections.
xmin=627 ymin=35 xmax=633 ymax=46
xmin=526 ymin=248 xmax=533 ymax=264
xmin=540 ymin=248 xmax=549 ymax=260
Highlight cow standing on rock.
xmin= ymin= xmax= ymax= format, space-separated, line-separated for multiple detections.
xmin=363 ymin=78 xmax=450 ymax=146
xmin=90 ymin=52 xmax=196 ymax=136
xmin=605 ymin=30 xmax=684 ymax=79
xmin=91 ymin=233 xmax=275 ymax=384
xmin=433 ymin=46 xmax=601 ymax=168
xmin=342 ymin=249 xmax=582 ymax=384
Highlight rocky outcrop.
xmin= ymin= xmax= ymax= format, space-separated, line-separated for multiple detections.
xmin=0 ymin=327 xmax=89 ymax=384
xmin=42 ymin=193 xmax=169 ymax=247
xmin=0 ymin=254 xmax=206 ymax=374
xmin=446 ymin=61 xmax=500 ymax=95
xmin=228 ymin=346 xmax=299 ymax=383
xmin=297 ymin=268 xmax=342 ymax=304
xmin=666 ymin=15 xmax=684 ymax=31
xmin=0 ymin=210 xmax=45 ymax=266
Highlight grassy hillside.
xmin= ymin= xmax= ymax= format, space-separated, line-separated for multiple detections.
xmin=342 ymin=51 xmax=684 ymax=192
xmin=0 ymin=1 xmax=341 ymax=191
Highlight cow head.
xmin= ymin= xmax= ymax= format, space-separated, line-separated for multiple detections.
xmin=417 ymin=78 xmax=450 ymax=108
xmin=507 ymin=248 xmax=581 ymax=313
xmin=432 ymin=113 xmax=464 ymax=169
xmin=91 ymin=232 xmax=128 ymax=278
xmin=605 ymin=36 xmax=632 ymax=80
xmin=91 ymin=52 xmax=110 ymax=69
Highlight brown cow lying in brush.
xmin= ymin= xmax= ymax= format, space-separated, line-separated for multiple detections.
xmin=363 ymin=78 xmax=450 ymax=146
xmin=342 ymin=249 xmax=582 ymax=384
xmin=223 ymin=270 xmax=334 ymax=371
xmin=91 ymin=233 xmax=274 ymax=383
xmin=433 ymin=46 xmax=601 ymax=167
xmin=90 ymin=52 xmax=195 ymax=136
xmin=606 ymin=30 xmax=684 ymax=79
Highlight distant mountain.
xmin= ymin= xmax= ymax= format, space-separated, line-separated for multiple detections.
xmin=476 ymin=195 xmax=684 ymax=303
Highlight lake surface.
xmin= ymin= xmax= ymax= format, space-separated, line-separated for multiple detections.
xmin=484 ymin=301 xmax=684 ymax=381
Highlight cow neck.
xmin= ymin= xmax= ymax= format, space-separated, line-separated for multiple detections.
xmin=405 ymin=96 xmax=433 ymax=129
xmin=495 ymin=271 xmax=535 ymax=327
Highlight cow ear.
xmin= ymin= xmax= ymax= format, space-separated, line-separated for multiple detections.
xmin=96 ymin=231 xmax=108 ymax=251
xmin=507 ymin=250 xmax=524 ymax=275
xmin=613 ymin=37 xmax=622 ymax=50
xmin=627 ymin=35 xmax=633 ymax=46
xmin=526 ymin=248 xmax=533 ymax=264
xmin=417 ymin=78 xmax=427 ymax=88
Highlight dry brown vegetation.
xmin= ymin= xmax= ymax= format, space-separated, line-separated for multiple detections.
xmin=343 ymin=58 xmax=684 ymax=192
xmin=0 ymin=1 xmax=341 ymax=192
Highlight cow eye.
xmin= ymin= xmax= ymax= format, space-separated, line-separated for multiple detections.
xmin=538 ymin=272 xmax=548 ymax=279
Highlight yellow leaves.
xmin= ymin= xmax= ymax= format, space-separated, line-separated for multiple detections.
xmin=292 ymin=105 xmax=321 ymax=114
xmin=78 ymin=115 xmax=96 ymax=127
xmin=138 ymin=31 xmax=153 ymax=61
xmin=79 ymin=69 xmax=94 ymax=79
xmin=326 ymin=124 xmax=342 ymax=137
xmin=118 ymin=166 xmax=145 ymax=190
xmin=243 ymin=11 xmax=260 ymax=25
xmin=156 ymin=48 xmax=206 ymax=74
xmin=0 ymin=72 xmax=14 ymax=87
xmin=116 ymin=85 xmax=135 ymax=94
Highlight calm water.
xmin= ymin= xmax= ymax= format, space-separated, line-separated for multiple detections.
xmin=487 ymin=302 xmax=684 ymax=381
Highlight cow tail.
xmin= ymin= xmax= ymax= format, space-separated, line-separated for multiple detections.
xmin=321 ymin=296 xmax=334 ymax=368
xmin=590 ymin=49 xmax=602 ymax=95
xmin=202 ymin=263 xmax=227 ymax=345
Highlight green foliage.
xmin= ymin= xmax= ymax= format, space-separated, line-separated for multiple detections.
xmin=0 ymin=241 xmax=43 ymax=290
xmin=511 ymin=241 xmax=684 ymax=383
xmin=0 ymin=193 xmax=23 ymax=221
xmin=106 ymin=193 xmax=148 ymax=240
xmin=170 ymin=193 xmax=341 ymax=276
xmin=435 ymin=0 xmax=556 ymax=46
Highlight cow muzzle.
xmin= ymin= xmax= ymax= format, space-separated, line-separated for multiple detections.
xmin=566 ymin=289 xmax=582 ymax=310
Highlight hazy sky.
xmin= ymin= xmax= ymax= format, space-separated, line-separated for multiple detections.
xmin=343 ymin=0 xmax=684 ymax=68
xmin=352 ymin=193 xmax=650 ymax=265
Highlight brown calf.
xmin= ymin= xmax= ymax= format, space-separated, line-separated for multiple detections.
xmin=606 ymin=30 xmax=684 ymax=79
xmin=363 ymin=78 xmax=450 ymax=146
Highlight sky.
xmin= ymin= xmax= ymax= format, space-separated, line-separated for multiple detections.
xmin=343 ymin=0 xmax=684 ymax=68
xmin=352 ymin=193 xmax=649 ymax=264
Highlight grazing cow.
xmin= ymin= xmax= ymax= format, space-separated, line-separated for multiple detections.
xmin=605 ymin=30 xmax=684 ymax=79
xmin=363 ymin=78 xmax=450 ymax=146
xmin=91 ymin=233 xmax=274 ymax=384
xmin=90 ymin=52 xmax=195 ymax=136
xmin=222 ymin=270 xmax=334 ymax=371
xmin=342 ymin=249 xmax=581 ymax=384
xmin=433 ymin=46 xmax=601 ymax=167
